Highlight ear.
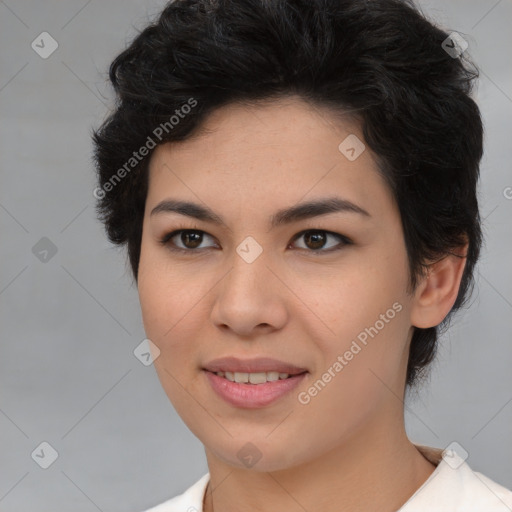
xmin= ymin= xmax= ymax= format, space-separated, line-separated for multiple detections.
xmin=410 ymin=243 xmax=468 ymax=329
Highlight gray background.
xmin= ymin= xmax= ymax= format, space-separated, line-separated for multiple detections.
xmin=0 ymin=0 xmax=511 ymax=511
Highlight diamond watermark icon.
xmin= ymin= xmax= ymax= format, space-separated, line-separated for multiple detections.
xmin=236 ymin=236 xmax=263 ymax=264
xmin=237 ymin=442 xmax=262 ymax=468
xmin=32 ymin=237 xmax=58 ymax=263
xmin=338 ymin=134 xmax=365 ymax=161
xmin=442 ymin=441 xmax=469 ymax=469
xmin=31 ymin=441 xmax=59 ymax=469
xmin=441 ymin=32 xmax=468 ymax=59
xmin=134 ymin=338 xmax=161 ymax=366
xmin=31 ymin=32 xmax=59 ymax=59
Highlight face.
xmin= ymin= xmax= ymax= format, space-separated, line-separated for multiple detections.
xmin=137 ymin=96 xmax=416 ymax=472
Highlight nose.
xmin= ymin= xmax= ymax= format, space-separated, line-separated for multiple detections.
xmin=209 ymin=250 xmax=289 ymax=338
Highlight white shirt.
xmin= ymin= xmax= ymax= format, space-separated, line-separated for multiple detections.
xmin=141 ymin=444 xmax=512 ymax=512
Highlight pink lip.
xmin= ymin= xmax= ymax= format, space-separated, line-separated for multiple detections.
xmin=204 ymin=370 xmax=307 ymax=408
xmin=203 ymin=356 xmax=307 ymax=375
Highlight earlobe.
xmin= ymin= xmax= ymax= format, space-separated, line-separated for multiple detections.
xmin=410 ymin=244 xmax=468 ymax=329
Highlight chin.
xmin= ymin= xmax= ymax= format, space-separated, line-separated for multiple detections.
xmin=207 ymin=436 xmax=310 ymax=473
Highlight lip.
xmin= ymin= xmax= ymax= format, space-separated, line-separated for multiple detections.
xmin=203 ymin=356 xmax=307 ymax=375
xmin=204 ymin=370 xmax=307 ymax=408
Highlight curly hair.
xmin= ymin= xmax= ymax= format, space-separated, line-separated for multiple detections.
xmin=92 ymin=0 xmax=483 ymax=387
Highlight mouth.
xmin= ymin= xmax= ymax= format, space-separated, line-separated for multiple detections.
xmin=203 ymin=356 xmax=307 ymax=376
xmin=202 ymin=357 xmax=308 ymax=408
xmin=208 ymin=370 xmax=305 ymax=384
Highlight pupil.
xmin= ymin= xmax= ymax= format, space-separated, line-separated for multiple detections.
xmin=183 ymin=231 xmax=202 ymax=248
xmin=306 ymin=231 xmax=325 ymax=250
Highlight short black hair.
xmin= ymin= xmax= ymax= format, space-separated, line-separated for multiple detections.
xmin=92 ymin=0 xmax=483 ymax=387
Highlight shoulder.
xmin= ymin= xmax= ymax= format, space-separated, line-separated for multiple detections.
xmin=140 ymin=473 xmax=209 ymax=512
xmin=401 ymin=445 xmax=512 ymax=512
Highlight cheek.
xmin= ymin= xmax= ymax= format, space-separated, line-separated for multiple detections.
xmin=309 ymin=259 xmax=405 ymax=341
xmin=138 ymin=280 xmax=195 ymax=360
xmin=138 ymin=243 xmax=189 ymax=340
xmin=302 ymin=247 xmax=410 ymax=389
xmin=137 ymin=251 xmax=207 ymax=376
xmin=298 ymin=304 xmax=409 ymax=437
xmin=137 ymin=274 xmax=168 ymax=343
xmin=138 ymin=263 xmax=204 ymax=418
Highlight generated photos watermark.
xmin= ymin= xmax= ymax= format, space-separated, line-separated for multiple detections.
xmin=298 ymin=301 xmax=403 ymax=405
xmin=93 ymin=97 xmax=198 ymax=200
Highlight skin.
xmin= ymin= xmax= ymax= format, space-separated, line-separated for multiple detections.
xmin=137 ymin=96 xmax=468 ymax=512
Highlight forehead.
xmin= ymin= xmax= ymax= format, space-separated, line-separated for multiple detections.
xmin=145 ymin=96 xmax=396 ymax=224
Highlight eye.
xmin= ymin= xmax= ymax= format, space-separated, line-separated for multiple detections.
xmin=159 ymin=229 xmax=218 ymax=253
xmin=159 ymin=228 xmax=352 ymax=254
xmin=290 ymin=229 xmax=352 ymax=253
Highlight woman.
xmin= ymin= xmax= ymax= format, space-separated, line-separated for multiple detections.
xmin=92 ymin=0 xmax=512 ymax=510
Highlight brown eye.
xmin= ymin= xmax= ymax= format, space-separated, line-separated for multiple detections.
xmin=159 ymin=229 xmax=217 ymax=252
xmin=180 ymin=230 xmax=203 ymax=249
xmin=291 ymin=230 xmax=351 ymax=253
xmin=303 ymin=231 xmax=327 ymax=250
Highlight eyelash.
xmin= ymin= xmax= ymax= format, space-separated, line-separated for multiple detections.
xmin=158 ymin=225 xmax=352 ymax=255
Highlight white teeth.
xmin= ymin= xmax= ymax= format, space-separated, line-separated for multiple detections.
xmin=248 ymin=372 xmax=267 ymax=384
xmin=215 ymin=371 xmax=292 ymax=383
xmin=234 ymin=372 xmax=249 ymax=383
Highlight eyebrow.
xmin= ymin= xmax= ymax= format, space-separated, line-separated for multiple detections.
xmin=150 ymin=196 xmax=370 ymax=228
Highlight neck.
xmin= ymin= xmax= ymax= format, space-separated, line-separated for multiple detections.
xmin=203 ymin=414 xmax=436 ymax=512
